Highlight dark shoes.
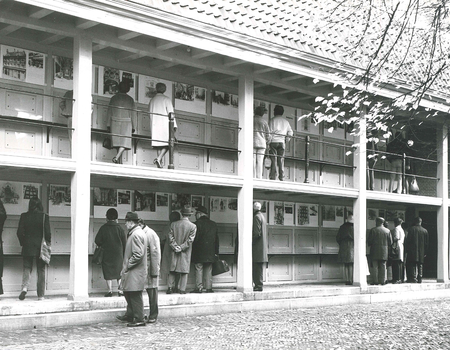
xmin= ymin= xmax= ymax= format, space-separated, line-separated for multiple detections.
xmin=147 ymin=318 xmax=157 ymax=324
xmin=153 ymin=158 xmax=163 ymax=168
xmin=205 ymin=289 xmax=214 ymax=293
xmin=345 ymin=281 xmax=352 ymax=285
xmin=166 ymin=288 xmax=173 ymax=294
xmin=179 ymin=290 xmax=186 ymax=294
xmin=104 ymin=291 xmax=113 ymax=297
xmin=127 ymin=321 xmax=146 ymax=327
xmin=19 ymin=291 xmax=27 ymax=300
xmin=116 ymin=315 xmax=132 ymax=322
xmin=253 ymin=287 xmax=263 ymax=292
xmin=190 ymin=289 xmax=202 ymax=293
xmin=118 ymin=291 xmax=124 ymax=297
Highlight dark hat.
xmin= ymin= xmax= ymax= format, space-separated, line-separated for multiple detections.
xmin=181 ymin=205 xmax=194 ymax=215
xmin=125 ymin=211 xmax=139 ymax=221
xmin=254 ymin=106 xmax=267 ymax=116
xmin=196 ymin=205 xmax=208 ymax=215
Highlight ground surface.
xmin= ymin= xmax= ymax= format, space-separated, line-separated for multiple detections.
xmin=1 ymin=298 xmax=449 ymax=349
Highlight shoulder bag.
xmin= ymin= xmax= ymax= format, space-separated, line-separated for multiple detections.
xmin=93 ymin=245 xmax=104 ymax=265
xmin=39 ymin=214 xmax=51 ymax=265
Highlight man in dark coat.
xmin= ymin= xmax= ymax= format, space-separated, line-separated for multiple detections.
xmin=0 ymin=200 xmax=6 ymax=295
xmin=404 ymin=217 xmax=429 ymax=283
xmin=252 ymin=202 xmax=268 ymax=292
xmin=336 ymin=214 xmax=354 ymax=285
xmin=368 ymin=217 xmax=392 ymax=285
xmin=191 ymin=205 xmax=219 ymax=293
xmin=116 ymin=212 xmax=147 ymax=327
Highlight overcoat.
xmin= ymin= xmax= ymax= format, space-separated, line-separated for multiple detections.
xmin=336 ymin=222 xmax=354 ymax=263
xmin=390 ymin=226 xmax=405 ymax=261
xmin=17 ymin=211 xmax=51 ymax=257
xmin=149 ymin=93 xmax=177 ymax=148
xmin=0 ymin=200 xmax=6 ymax=292
xmin=121 ymin=225 xmax=147 ymax=291
xmin=94 ymin=221 xmax=127 ymax=280
xmin=404 ymin=224 xmax=429 ymax=264
xmin=191 ymin=216 xmax=219 ymax=264
xmin=168 ymin=217 xmax=197 ymax=273
xmin=107 ymin=92 xmax=137 ymax=149
xmin=142 ymin=225 xmax=161 ymax=289
xmin=253 ymin=116 xmax=271 ymax=149
xmin=252 ymin=210 xmax=268 ymax=263
xmin=368 ymin=225 xmax=392 ymax=261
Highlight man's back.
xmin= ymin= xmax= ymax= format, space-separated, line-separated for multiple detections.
xmin=368 ymin=226 xmax=392 ymax=260
xmin=269 ymin=116 xmax=293 ymax=144
xmin=192 ymin=216 xmax=218 ymax=263
xmin=405 ymin=224 xmax=429 ymax=263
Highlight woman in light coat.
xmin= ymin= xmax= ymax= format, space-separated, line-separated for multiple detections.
xmin=391 ymin=217 xmax=405 ymax=283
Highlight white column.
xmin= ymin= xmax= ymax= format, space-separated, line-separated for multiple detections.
xmin=437 ymin=124 xmax=448 ymax=283
xmin=353 ymin=117 xmax=367 ymax=288
xmin=236 ymin=75 xmax=254 ymax=293
xmin=68 ymin=35 xmax=92 ymax=300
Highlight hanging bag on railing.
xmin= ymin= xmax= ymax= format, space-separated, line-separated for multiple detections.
xmin=409 ymin=176 xmax=420 ymax=194
xmin=39 ymin=214 xmax=51 ymax=265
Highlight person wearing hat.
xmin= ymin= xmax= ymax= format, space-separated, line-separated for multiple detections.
xmin=268 ymin=105 xmax=293 ymax=181
xmin=94 ymin=208 xmax=127 ymax=297
xmin=252 ymin=202 xmax=268 ymax=292
xmin=190 ymin=205 xmax=219 ymax=293
xmin=253 ymin=105 xmax=271 ymax=179
xmin=167 ymin=205 xmax=197 ymax=294
xmin=116 ymin=212 xmax=147 ymax=327
xmin=367 ymin=217 xmax=392 ymax=285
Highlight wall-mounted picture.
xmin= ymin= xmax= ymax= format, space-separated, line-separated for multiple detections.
xmin=0 ymin=182 xmax=20 ymax=204
xmin=54 ymin=55 xmax=73 ymax=89
xmin=138 ymin=75 xmax=173 ymax=104
xmin=297 ymin=205 xmax=309 ymax=225
xmin=156 ymin=193 xmax=169 ymax=207
xmin=195 ymin=87 xmax=206 ymax=101
xmin=228 ymin=198 xmax=238 ymax=211
xmin=118 ymin=190 xmax=131 ymax=205
xmin=171 ymin=193 xmax=191 ymax=211
xmin=49 ymin=185 xmax=71 ymax=206
xmin=323 ymin=205 xmax=336 ymax=222
xmin=174 ymin=82 xmax=206 ymax=114
xmin=135 ymin=191 xmax=156 ymax=212
xmin=23 ymin=184 xmax=39 ymax=199
xmin=175 ymin=83 xmax=194 ymax=101
xmin=103 ymin=67 xmax=120 ymax=95
xmin=274 ymin=202 xmax=284 ymax=225
xmin=93 ymin=187 xmax=117 ymax=207
xmin=191 ymin=195 xmax=203 ymax=209
xmin=211 ymin=90 xmax=239 ymax=120
xmin=2 ymin=46 xmax=26 ymax=81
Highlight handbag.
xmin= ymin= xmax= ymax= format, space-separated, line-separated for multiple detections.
xmin=389 ymin=242 xmax=399 ymax=261
xmin=409 ymin=177 xmax=419 ymax=194
xmin=212 ymin=255 xmax=230 ymax=276
xmin=93 ymin=246 xmax=104 ymax=265
xmin=39 ymin=214 xmax=51 ymax=265
xmin=102 ymin=137 xmax=113 ymax=150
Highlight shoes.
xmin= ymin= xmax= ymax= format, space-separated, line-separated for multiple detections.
xmin=392 ymin=190 xmax=399 ymax=193
xmin=179 ymin=290 xmax=186 ymax=294
xmin=394 ymin=280 xmax=402 ymax=284
xmin=104 ymin=291 xmax=113 ymax=297
xmin=116 ymin=315 xmax=132 ymax=322
xmin=253 ymin=287 xmax=263 ymax=292
xmin=166 ymin=288 xmax=173 ymax=294
xmin=118 ymin=291 xmax=124 ymax=297
xmin=19 ymin=291 xmax=27 ymax=300
xmin=112 ymin=157 xmax=119 ymax=164
xmin=190 ymin=289 xmax=202 ymax=293
xmin=127 ymin=321 xmax=146 ymax=327
xmin=147 ymin=318 xmax=157 ymax=324
xmin=345 ymin=281 xmax=352 ymax=285
xmin=205 ymin=289 xmax=214 ymax=293
xmin=37 ymin=297 xmax=45 ymax=301
xmin=153 ymin=158 xmax=163 ymax=168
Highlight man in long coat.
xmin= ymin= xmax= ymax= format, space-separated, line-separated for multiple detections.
xmin=148 ymin=82 xmax=177 ymax=168
xmin=139 ymin=219 xmax=161 ymax=323
xmin=405 ymin=217 xmax=429 ymax=283
xmin=116 ymin=212 xmax=147 ymax=327
xmin=336 ymin=214 xmax=354 ymax=285
xmin=191 ymin=205 xmax=219 ymax=293
xmin=252 ymin=202 xmax=268 ymax=292
xmin=167 ymin=205 xmax=196 ymax=294
xmin=368 ymin=217 xmax=392 ymax=285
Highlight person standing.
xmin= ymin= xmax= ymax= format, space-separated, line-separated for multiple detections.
xmin=252 ymin=202 xmax=268 ymax=292
xmin=386 ymin=132 xmax=406 ymax=193
xmin=59 ymin=90 xmax=73 ymax=142
xmin=149 ymin=83 xmax=177 ymax=169
xmin=390 ymin=217 xmax=405 ymax=284
xmin=253 ymin=106 xmax=271 ymax=179
xmin=138 ymin=219 xmax=161 ymax=324
xmin=0 ymin=199 xmax=6 ymax=296
xmin=404 ymin=217 xmax=429 ymax=283
xmin=366 ymin=130 xmax=378 ymax=191
xmin=336 ymin=214 xmax=354 ymax=285
xmin=160 ymin=211 xmax=182 ymax=292
xmin=116 ymin=212 xmax=147 ymax=327
xmin=16 ymin=197 xmax=51 ymax=300
xmin=107 ymin=81 xmax=137 ymax=164
xmin=368 ymin=217 xmax=392 ymax=285
xmin=191 ymin=205 xmax=219 ymax=294
xmin=268 ymin=105 xmax=293 ymax=181
xmin=95 ymin=208 xmax=127 ymax=297
xmin=167 ymin=205 xmax=197 ymax=294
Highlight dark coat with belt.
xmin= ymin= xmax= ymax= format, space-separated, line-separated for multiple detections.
xmin=95 ymin=221 xmax=127 ymax=280
xmin=336 ymin=222 xmax=354 ymax=263
xmin=121 ymin=225 xmax=147 ymax=291
xmin=191 ymin=215 xmax=219 ymax=263
xmin=368 ymin=225 xmax=392 ymax=261
xmin=252 ymin=210 xmax=268 ymax=263
xmin=17 ymin=211 xmax=51 ymax=257
xmin=404 ymin=224 xmax=429 ymax=263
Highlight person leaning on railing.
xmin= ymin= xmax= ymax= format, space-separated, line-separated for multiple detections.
xmin=253 ymin=106 xmax=271 ymax=179
xmin=386 ymin=132 xmax=406 ymax=193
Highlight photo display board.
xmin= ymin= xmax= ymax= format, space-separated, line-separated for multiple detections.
xmin=174 ymin=83 xmax=206 ymax=114
xmin=322 ymin=205 xmax=345 ymax=228
xmin=295 ymin=203 xmax=319 ymax=227
xmin=49 ymin=184 xmax=71 ymax=217
xmin=93 ymin=187 xmax=131 ymax=218
xmin=0 ymin=45 xmax=45 ymax=85
xmin=209 ymin=196 xmax=237 ymax=223
xmin=138 ymin=75 xmax=173 ymax=105
xmin=0 ymin=181 xmax=40 ymax=215
xmin=53 ymin=55 xmax=73 ymax=90
xmin=135 ymin=191 xmax=169 ymax=220
xmin=211 ymin=90 xmax=239 ymax=121
xmin=98 ymin=66 xmax=136 ymax=99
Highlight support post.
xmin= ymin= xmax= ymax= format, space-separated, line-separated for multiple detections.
xmin=401 ymin=153 xmax=406 ymax=194
xmin=236 ymin=75 xmax=254 ymax=293
xmin=168 ymin=112 xmax=175 ymax=170
xmin=353 ymin=116 xmax=367 ymax=288
xmin=437 ymin=124 xmax=449 ymax=283
xmin=68 ymin=34 xmax=92 ymax=301
xmin=304 ymin=135 xmax=310 ymax=183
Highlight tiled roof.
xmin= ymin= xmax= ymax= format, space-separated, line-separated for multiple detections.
xmin=131 ymin=0 xmax=450 ymax=97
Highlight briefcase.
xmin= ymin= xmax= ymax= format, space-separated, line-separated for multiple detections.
xmin=212 ymin=256 xmax=230 ymax=276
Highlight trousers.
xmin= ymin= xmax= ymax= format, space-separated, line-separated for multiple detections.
xmin=22 ymin=256 xmax=46 ymax=297
xmin=168 ymin=272 xmax=188 ymax=291
xmin=146 ymin=288 xmax=158 ymax=320
xmin=252 ymin=262 xmax=264 ymax=288
xmin=194 ymin=262 xmax=212 ymax=290
xmin=269 ymin=142 xmax=286 ymax=181
xmin=371 ymin=259 xmax=386 ymax=285
xmin=123 ymin=291 xmax=144 ymax=322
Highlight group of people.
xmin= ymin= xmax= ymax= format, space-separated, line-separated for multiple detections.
xmin=94 ymin=204 xmax=219 ymax=327
xmin=253 ymin=105 xmax=293 ymax=181
xmin=337 ymin=214 xmax=429 ymax=286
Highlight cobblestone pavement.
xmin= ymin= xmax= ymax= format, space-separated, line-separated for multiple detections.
xmin=1 ymin=298 xmax=450 ymax=350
